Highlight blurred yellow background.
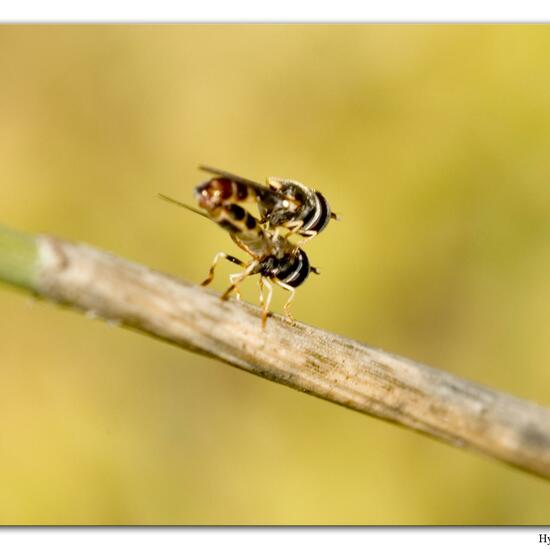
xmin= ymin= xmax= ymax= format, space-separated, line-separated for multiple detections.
xmin=0 ymin=24 xmax=549 ymax=524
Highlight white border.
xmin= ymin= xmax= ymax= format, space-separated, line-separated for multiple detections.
xmin=0 ymin=8 xmax=546 ymax=549
xmin=0 ymin=527 xmax=547 ymax=550
xmin=1 ymin=0 xmax=550 ymax=22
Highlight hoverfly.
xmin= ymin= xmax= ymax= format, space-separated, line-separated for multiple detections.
xmin=196 ymin=165 xmax=338 ymax=243
xmin=158 ymin=192 xmax=319 ymax=328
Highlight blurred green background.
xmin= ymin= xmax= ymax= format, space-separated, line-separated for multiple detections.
xmin=1 ymin=24 xmax=549 ymax=524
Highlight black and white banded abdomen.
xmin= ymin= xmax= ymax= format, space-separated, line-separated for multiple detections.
xmin=267 ymin=248 xmax=311 ymax=288
xmin=300 ymin=191 xmax=332 ymax=235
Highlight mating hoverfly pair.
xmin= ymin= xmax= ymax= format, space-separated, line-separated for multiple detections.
xmin=159 ymin=165 xmax=337 ymax=327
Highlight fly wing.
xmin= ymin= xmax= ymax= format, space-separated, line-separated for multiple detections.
xmin=158 ymin=193 xmax=209 ymax=219
xmin=198 ymin=165 xmax=271 ymax=195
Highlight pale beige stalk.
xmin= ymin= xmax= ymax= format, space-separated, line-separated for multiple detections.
xmin=26 ymin=233 xmax=550 ymax=480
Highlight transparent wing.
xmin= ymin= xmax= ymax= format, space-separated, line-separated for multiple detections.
xmin=198 ymin=165 xmax=270 ymax=194
xmin=158 ymin=193 xmax=209 ymax=219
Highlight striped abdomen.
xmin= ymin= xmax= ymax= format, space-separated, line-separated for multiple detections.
xmin=195 ymin=177 xmax=267 ymax=212
xmin=205 ymin=203 xmax=271 ymax=257
xmin=262 ymin=249 xmax=311 ymax=288
xmin=299 ymin=191 xmax=332 ymax=235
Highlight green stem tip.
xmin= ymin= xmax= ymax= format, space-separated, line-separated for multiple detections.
xmin=0 ymin=224 xmax=39 ymax=291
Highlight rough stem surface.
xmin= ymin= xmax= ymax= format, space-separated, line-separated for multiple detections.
xmin=1 ymin=226 xmax=549 ymax=480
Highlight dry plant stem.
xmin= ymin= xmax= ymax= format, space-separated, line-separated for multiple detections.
xmin=2 ymin=226 xmax=550 ymax=480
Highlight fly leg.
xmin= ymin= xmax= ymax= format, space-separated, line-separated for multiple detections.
xmin=282 ymin=221 xmax=318 ymax=247
xmin=229 ymin=272 xmax=244 ymax=301
xmin=201 ymin=252 xmax=245 ymax=287
xmin=294 ymin=229 xmax=318 ymax=247
xmin=283 ymin=220 xmax=304 ymax=238
xmin=258 ymin=277 xmax=273 ymax=328
xmin=221 ymin=261 xmax=259 ymax=301
xmin=273 ymin=279 xmax=297 ymax=323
